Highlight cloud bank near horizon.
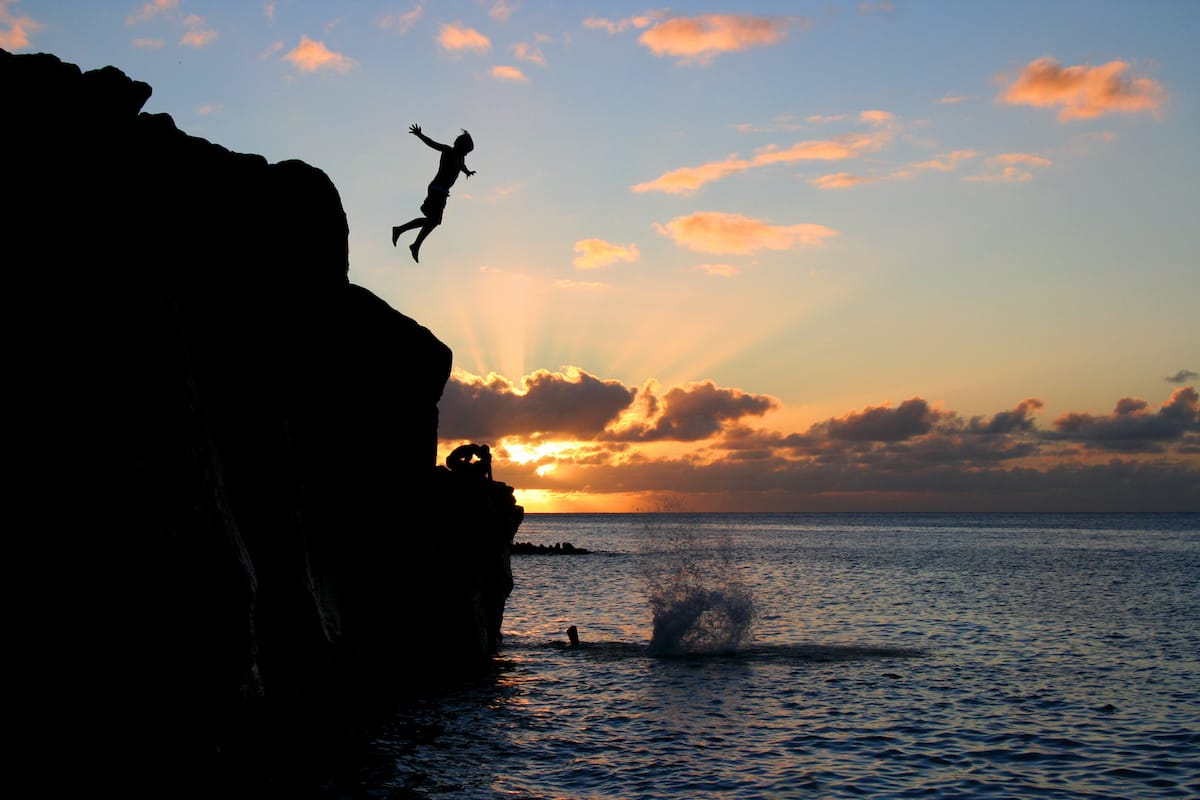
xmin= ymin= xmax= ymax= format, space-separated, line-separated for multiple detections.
xmin=438 ymin=368 xmax=1199 ymax=511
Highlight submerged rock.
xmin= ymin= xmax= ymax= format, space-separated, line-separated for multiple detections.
xmin=511 ymin=541 xmax=592 ymax=554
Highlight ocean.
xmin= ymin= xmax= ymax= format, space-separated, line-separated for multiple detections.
xmin=324 ymin=513 xmax=1199 ymax=799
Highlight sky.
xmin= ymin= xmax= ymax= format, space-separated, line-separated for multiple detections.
xmin=7 ymin=0 xmax=1198 ymax=512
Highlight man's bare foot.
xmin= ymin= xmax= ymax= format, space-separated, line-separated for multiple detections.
xmin=409 ymin=243 xmax=420 ymax=263
xmin=391 ymin=226 xmax=401 ymax=246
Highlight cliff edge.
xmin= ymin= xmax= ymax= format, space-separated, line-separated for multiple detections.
xmin=5 ymin=48 xmax=522 ymax=788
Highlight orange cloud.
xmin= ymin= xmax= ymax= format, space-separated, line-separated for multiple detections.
xmin=999 ymin=56 xmax=1166 ymax=121
xmin=990 ymin=152 xmax=1052 ymax=167
xmin=633 ymin=130 xmax=892 ymax=194
xmin=753 ymin=131 xmax=892 ymax=164
xmin=180 ymin=28 xmax=217 ymax=47
xmin=573 ymin=239 xmax=640 ymax=269
xmin=283 ymin=35 xmax=356 ymax=73
xmin=938 ymin=93 xmax=968 ymax=105
xmin=809 ymin=172 xmax=877 ymax=190
xmin=126 ymin=0 xmax=178 ymax=25
xmin=513 ymin=41 xmax=546 ymax=65
xmin=491 ymin=65 xmax=528 ymax=82
xmin=967 ymin=152 xmax=1051 ymax=183
xmin=133 ymin=38 xmax=165 ymax=49
xmin=806 ymin=113 xmax=847 ymax=124
xmin=638 ymin=14 xmax=790 ymax=64
xmin=859 ymin=109 xmax=894 ymax=125
xmin=912 ymin=149 xmax=978 ymax=171
xmin=656 ymin=212 xmax=837 ymax=255
xmin=438 ymin=22 xmax=490 ymax=52
xmin=631 ymin=158 xmax=751 ymax=194
xmin=0 ymin=1 xmax=43 ymax=48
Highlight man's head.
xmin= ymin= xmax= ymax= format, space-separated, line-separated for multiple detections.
xmin=454 ymin=130 xmax=475 ymax=154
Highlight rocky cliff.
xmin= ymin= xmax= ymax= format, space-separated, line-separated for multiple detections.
xmin=5 ymin=49 xmax=522 ymax=788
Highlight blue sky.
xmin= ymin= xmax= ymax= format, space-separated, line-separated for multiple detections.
xmin=7 ymin=1 xmax=1198 ymax=510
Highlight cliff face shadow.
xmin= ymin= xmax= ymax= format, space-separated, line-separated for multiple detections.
xmin=5 ymin=48 xmax=523 ymax=792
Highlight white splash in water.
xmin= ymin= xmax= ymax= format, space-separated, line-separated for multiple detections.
xmin=640 ymin=518 xmax=757 ymax=655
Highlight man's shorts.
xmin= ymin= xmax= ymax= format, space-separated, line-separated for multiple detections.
xmin=421 ymin=184 xmax=450 ymax=224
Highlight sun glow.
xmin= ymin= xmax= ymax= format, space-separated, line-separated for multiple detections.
xmin=501 ymin=439 xmax=575 ymax=465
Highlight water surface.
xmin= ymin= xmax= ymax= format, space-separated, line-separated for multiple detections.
xmin=336 ymin=513 xmax=1200 ymax=798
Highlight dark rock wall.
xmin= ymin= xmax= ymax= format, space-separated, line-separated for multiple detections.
xmin=5 ymin=49 xmax=522 ymax=784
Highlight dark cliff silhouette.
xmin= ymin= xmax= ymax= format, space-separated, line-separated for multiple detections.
xmin=5 ymin=49 xmax=522 ymax=793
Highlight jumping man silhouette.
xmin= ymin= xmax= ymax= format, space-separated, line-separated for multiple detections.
xmin=392 ymin=124 xmax=475 ymax=262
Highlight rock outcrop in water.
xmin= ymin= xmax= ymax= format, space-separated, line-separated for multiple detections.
xmin=5 ymin=48 xmax=522 ymax=788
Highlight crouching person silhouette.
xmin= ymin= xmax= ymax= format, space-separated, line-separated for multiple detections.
xmin=392 ymin=124 xmax=475 ymax=262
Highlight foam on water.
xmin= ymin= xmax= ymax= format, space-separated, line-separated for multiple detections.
xmin=639 ymin=520 xmax=757 ymax=655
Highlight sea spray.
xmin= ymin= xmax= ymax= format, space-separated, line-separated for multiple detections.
xmin=639 ymin=516 xmax=757 ymax=655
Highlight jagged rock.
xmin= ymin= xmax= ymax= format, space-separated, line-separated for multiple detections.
xmin=511 ymin=541 xmax=592 ymax=554
xmin=6 ymin=48 xmax=522 ymax=791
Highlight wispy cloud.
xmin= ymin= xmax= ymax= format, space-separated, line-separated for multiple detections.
xmin=633 ymin=129 xmax=892 ymax=194
xmin=283 ymin=35 xmax=356 ymax=73
xmin=0 ymin=0 xmax=43 ymax=49
xmin=809 ymin=149 xmax=978 ymax=190
xmin=260 ymin=40 xmax=284 ymax=59
xmin=126 ymin=0 xmax=178 ymax=25
xmin=806 ymin=113 xmax=848 ymax=124
xmin=196 ymin=103 xmax=222 ymax=115
xmin=809 ymin=172 xmax=879 ymax=190
xmin=513 ymin=41 xmax=545 ymax=65
xmin=1165 ymin=370 xmax=1198 ymax=384
xmin=132 ymin=37 xmax=165 ymax=49
xmin=859 ymin=109 xmax=894 ymax=125
xmin=911 ymin=149 xmax=978 ymax=172
xmin=732 ymin=115 xmax=804 ymax=134
xmin=938 ymin=93 xmax=968 ymax=105
xmin=180 ymin=26 xmax=217 ymax=47
xmin=263 ymin=2 xmax=274 ymax=22
xmin=573 ymin=239 xmax=640 ymax=269
xmin=638 ymin=13 xmax=792 ymax=65
xmin=582 ymin=10 xmax=666 ymax=35
xmin=965 ymin=166 xmax=1034 ymax=184
xmin=990 ymin=152 xmax=1052 ymax=167
xmin=491 ymin=64 xmax=528 ymax=82
xmin=967 ymin=152 xmax=1051 ymax=183
xmin=487 ymin=0 xmax=516 ymax=23
xmin=999 ymin=56 xmax=1167 ymax=121
xmin=656 ymin=212 xmax=837 ymax=255
xmin=380 ymin=4 xmax=422 ymax=34
xmin=438 ymin=22 xmax=490 ymax=53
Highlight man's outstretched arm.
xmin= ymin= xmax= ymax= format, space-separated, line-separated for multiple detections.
xmin=410 ymin=123 xmax=449 ymax=152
